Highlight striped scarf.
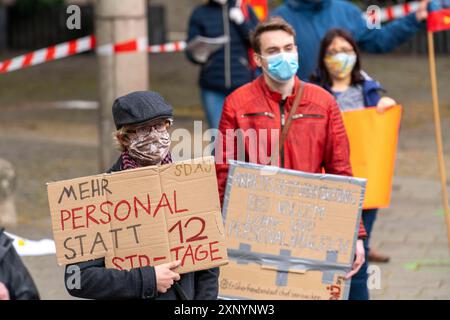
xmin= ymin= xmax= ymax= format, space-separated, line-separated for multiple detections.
xmin=121 ymin=150 xmax=172 ymax=170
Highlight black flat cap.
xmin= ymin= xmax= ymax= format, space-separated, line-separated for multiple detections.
xmin=112 ymin=91 xmax=173 ymax=129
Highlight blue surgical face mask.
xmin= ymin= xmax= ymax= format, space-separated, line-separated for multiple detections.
xmin=260 ymin=52 xmax=299 ymax=83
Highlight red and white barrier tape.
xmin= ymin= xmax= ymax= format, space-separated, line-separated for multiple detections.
xmin=148 ymin=41 xmax=187 ymax=54
xmin=365 ymin=1 xmax=420 ymax=24
xmin=96 ymin=37 xmax=187 ymax=55
xmin=0 ymin=35 xmax=95 ymax=73
xmin=96 ymin=37 xmax=148 ymax=55
xmin=0 ymin=35 xmax=186 ymax=73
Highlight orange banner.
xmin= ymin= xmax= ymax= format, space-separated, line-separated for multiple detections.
xmin=342 ymin=105 xmax=402 ymax=209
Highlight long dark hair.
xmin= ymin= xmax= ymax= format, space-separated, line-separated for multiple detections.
xmin=310 ymin=28 xmax=364 ymax=88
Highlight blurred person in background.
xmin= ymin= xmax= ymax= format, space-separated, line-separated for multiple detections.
xmin=310 ymin=28 xmax=398 ymax=300
xmin=186 ymin=0 xmax=259 ymax=129
xmin=271 ymin=0 xmax=434 ymax=80
xmin=0 ymin=227 xmax=40 ymax=300
xmin=215 ymin=18 xmax=368 ymax=285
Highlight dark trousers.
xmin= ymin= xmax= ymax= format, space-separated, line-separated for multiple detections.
xmin=348 ymin=208 xmax=378 ymax=300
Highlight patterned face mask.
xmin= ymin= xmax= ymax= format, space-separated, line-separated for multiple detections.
xmin=124 ymin=121 xmax=171 ymax=166
xmin=324 ymin=52 xmax=357 ymax=79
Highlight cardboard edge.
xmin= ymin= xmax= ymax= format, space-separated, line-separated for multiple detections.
xmin=228 ymin=160 xmax=367 ymax=187
xmin=221 ymin=160 xmax=238 ymax=223
xmin=48 ymin=156 xmax=221 ymax=272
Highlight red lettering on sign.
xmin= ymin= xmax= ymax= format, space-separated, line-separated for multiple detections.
xmin=168 ymin=217 xmax=208 ymax=244
xmin=138 ymin=254 xmax=151 ymax=267
xmin=58 ymin=191 xmax=188 ymax=231
xmin=71 ymin=207 xmax=83 ymax=230
xmin=134 ymin=194 xmax=151 ymax=217
xmin=209 ymin=241 xmax=222 ymax=261
xmin=169 ymin=242 xmax=224 ymax=267
xmin=60 ymin=210 xmax=71 ymax=231
xmin=85 ymin=204 xmax=99 ymax=228
xmin=114 ymin=200 xmax=131 ymax=221
xmin=173 ymin=190 xmax=188 ymax=214
xmin=194 ymin=244 xmax=208 ymax=261
xmin=185 ymin=217 xmax=208 ymax=242
xmin=153 ymin=256 xmax=166 ymax=262
xmin=111 ymin=254 xmax=163 ymax=270
xmin=181 ymin=244 xmax=195 ymax=266
xmin=99 ymin=201 xmax=112 ymax=224
xmin=170 ymin=245 xmax=184 ymax=260
xmin=154 ymin=192 xmax=173 ymax=216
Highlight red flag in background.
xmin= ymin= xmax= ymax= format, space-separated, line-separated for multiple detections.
xmin=242 ymin=0 xmax=268 ymax=20
xmin=427 ymin=8 xmax=450 ymax=32
xmin=239 ymin=0 xmax=268 ymax=74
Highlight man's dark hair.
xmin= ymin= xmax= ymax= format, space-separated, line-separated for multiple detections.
xmin=250 ymin=17 xmax=296 ymax=54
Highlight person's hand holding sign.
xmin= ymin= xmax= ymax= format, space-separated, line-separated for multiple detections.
xmin=345 ymin=239 xmax=365 ymax=280
xmin=0 ymin=282 xmax=10 ymax=300
xmin=376 ymin=96 xmax=397 ymax=113
xmin=155 ymin=260 xmax=182 ymax=293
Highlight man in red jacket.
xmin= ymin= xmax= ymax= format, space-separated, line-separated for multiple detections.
xmin=215 ymin=17 xmax=366 ymax=280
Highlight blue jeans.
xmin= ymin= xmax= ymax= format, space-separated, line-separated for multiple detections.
xmin=201 ymin=89 xmax=226 ymax=129
xmin=348 ymin=208 xmax=378 ymax=300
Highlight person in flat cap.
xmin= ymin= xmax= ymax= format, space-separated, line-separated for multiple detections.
xmin=111 ymin=90 xmax=174 ymax=169
xmin=64 ymin=91 xmax=219 ymax=300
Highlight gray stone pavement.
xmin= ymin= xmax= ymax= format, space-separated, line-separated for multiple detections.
xmin=369 ymin=176 xmax=450 ymax=300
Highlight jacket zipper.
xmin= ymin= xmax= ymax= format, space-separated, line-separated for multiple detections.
xmin=223 ymin=4 xmax=231 ymax=89
xmin=241 ymin=112 xmax=275 ymax=118
xmin=279 ymin=99 xmax=286 ymax=168
xmin=292 ymin=114 xmax=325 ymax=119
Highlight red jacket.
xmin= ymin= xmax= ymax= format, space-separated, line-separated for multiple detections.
xmin=215 ymin=76 xmax=367 ymax=238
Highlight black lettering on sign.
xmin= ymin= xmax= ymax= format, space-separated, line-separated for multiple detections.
xmin=57 ymin=178 xmax=113 ymax=204
xmin=58 ymin=186 xmax=77 ymax=204
xmin=174 ymin=164 xmax=212 ymax=177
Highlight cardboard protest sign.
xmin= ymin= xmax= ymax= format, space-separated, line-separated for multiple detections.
xmin=342 ymin=105 xmax=402 ymax=209
xmin=219 ymin=161 xmax=366 ymax=300
xmin=47 ymin=156 xmax=228 ymax=274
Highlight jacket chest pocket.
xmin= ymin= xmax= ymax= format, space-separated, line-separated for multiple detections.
xmin=239 ymin=112 xmax=276 ymax=131
xmin=241 ymin=112 xmax=275 ymax=119
xmin=291 ymin=113 xmax=327 ymax=143
xmin=291 ymin=113 xmax=327 ymax=128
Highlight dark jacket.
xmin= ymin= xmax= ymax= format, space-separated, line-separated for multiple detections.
xmin=186 ymin=0 xmax=259 ymax=94
xmin=0 ymin=228 xmax=40 ymax=300
xmin=360 ymin=78 xmax=384 ymax=107
xmin=64 ymin=156 xmax=219 ymax=300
